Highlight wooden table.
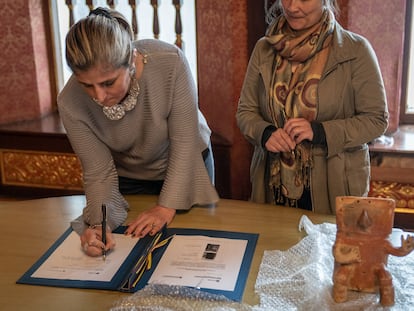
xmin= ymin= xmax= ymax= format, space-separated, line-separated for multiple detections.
xmin=0 ymin=195 xmax=335 ymax=311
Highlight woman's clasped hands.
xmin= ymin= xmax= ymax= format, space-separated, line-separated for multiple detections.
xmin=265 ymin=117 xmax=314 ymax=153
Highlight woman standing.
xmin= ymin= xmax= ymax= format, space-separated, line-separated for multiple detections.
xmin=58 ymin=8 xmax=218 ymax=256
xmin=236 ymin=0 xmax=388 ymax=213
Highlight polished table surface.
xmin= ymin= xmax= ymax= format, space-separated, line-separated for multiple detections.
xmin=0 ymin=195 xmax=335 ymax=311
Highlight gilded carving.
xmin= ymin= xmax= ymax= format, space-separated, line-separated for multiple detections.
xmin=369 ymin=181 xmax=414 ymax=209
xmin=0 ymin=149 xmax=83 ymax=190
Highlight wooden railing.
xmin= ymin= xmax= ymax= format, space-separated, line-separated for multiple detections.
xmin=64 ymin=0 xmax=183 ymax=49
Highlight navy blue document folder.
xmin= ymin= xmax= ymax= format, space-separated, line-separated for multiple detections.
xmin=17 ymin=226 xmax=258 ymax=301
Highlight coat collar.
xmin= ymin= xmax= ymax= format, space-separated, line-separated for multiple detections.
xmin=323 ymin=22 xmax=357 ymax=74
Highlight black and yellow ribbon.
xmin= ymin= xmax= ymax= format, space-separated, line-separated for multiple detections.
xmin=120 ymin=231 xmax=174 ymax=291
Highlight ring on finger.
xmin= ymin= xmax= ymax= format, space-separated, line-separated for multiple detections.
xmin=83 ymin=243 xmax=89 ymax=252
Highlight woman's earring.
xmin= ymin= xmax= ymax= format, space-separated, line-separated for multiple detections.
xmin=129 ymin=66 xmax=136 ymax=77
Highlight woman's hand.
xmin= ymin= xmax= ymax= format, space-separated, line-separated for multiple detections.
xmin=125 ymin=205 xmax=176 ymax=238
xmin=283 ymin=118 xmax=313 ymax=144
xmin=80 ymin=226 xmax=116 ymax=257
xmin=265 ymin=128 xmax=296 ymax=153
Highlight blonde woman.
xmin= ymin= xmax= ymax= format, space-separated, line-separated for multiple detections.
xmin=59 ymin=7 xmax=218 ymax=257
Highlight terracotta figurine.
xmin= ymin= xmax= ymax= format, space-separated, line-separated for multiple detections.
xmin=332 ymin=196 xmax=414 ymax=306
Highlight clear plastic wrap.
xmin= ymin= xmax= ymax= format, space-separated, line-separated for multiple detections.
xmin=110 ymin=284 xmax=253 ymax=311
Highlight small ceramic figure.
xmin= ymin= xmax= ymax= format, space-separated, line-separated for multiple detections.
xmin=332 ymin=196 xmax=414 ymax=306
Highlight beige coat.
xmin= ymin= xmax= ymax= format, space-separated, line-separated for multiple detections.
xmin=236 ymin=22 xmax=388 ymax=214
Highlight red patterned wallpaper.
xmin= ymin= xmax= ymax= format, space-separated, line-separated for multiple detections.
xmin=347 ymin=0 xmax=406 ymax=134
xmin=197 ymin=0 xmax=249 ymax=144
xmin=0 ymin=0 xmax=53 ymax=125
xmin=197 ymin=0 xmax=253 ymax=199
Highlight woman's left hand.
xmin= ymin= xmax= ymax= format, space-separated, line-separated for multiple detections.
xmin=283 ymin=118 xmax=314 ymax=144
xmin=125 ymin=205 xmax=176 ymax=237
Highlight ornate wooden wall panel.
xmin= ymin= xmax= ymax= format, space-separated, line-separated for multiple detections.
xmin=0 ymin=149 xmax=82 ymax=190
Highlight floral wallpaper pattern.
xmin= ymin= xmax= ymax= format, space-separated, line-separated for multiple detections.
xmin=0 ymin=0 xmax=52 ymax=124
xmin=197 ymin=0 xmax=253 ymax=200
xmin=347 ymin=0 xmax=406 ymax=133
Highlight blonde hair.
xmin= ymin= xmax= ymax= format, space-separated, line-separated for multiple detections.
xmin=65 ymin=7 xmax=134 ymax=73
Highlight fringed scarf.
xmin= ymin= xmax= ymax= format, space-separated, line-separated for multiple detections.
xmin=266 ymin=10 xmax=334 ymax=206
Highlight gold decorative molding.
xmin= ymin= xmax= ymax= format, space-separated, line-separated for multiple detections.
xmin=0 ymin=149 xmax=83 ymax=190
xmin=369 ymin=181 xmax=414 ymax=209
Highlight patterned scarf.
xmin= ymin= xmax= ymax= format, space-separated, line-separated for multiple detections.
xmin=265 ymin=10 xmax=334 ymax=206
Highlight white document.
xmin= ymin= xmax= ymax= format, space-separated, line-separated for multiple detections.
xmin=31 ymin=231 xmax=137 ymax=282
xmin=149 ymin=235 xmax=247 ymax=291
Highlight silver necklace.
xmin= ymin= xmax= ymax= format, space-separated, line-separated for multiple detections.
xmin=101 ymin=74 xmax=140 ymax=121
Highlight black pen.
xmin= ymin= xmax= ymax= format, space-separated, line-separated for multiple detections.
xmin=102 ymin=204 xmax=107 ymax=261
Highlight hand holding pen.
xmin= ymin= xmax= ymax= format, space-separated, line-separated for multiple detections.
xmin=80 ymin=205 xmax=115 ymax=257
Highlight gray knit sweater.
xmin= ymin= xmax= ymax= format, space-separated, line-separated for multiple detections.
xmin=58 ymin=39 xmax=219 ymax=233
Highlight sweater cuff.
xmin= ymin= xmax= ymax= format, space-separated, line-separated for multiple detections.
xmin=311 ymin=121 xmax=326 ymax=146
xmin=261 ymin=125 xmax=277 ymax=148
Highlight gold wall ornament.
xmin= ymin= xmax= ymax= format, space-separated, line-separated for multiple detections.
xmin=0 ymin=149 xmax=83 ymax=190
xmin=369 ymin=181 xmax=414 ymax=209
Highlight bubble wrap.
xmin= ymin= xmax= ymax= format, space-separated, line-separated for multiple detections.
xmin=110 ymin=284 xmax=253 ymax=311
xmin=109 ymin=216 xmax=414 ymax=311
xmin=254 ymin=215 xmax=414 ymax=311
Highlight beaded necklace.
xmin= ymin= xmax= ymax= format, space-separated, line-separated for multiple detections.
xmin=96 ymin=53 xmax=147 ymax=121
xmin=101 ymin=74 xmax=140 ymax=120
